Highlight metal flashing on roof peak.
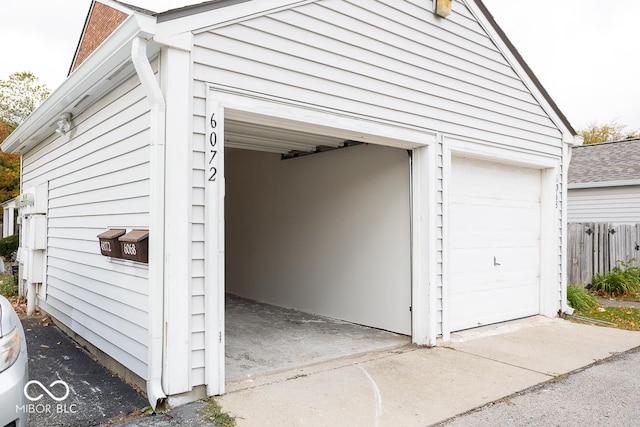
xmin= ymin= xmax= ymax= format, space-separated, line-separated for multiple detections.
xmin=156 ymin=0 xmax=252 ymax=22
xmin=109 ymin=0 xmax=157 ymax=15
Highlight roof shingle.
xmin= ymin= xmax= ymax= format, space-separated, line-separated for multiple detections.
xmin=569 ymin=139 xmax=640 ymax=184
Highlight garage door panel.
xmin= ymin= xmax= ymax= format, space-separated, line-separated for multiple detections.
xmin=451 ymin=274 xmax=540 ymax=294
xmin=449 ymin=284 xmax=539 ymax=331
xmin=451 ymin=277 xmax=539 ymax=296
xmin=451 ymin=247 xmax=540 ymax=275
xmin=450 ymin=156 xmax=541 ymax=331
xmin=453 ymin=161 xmax=541 ymax=199
xmin=451 ymin=231 xmax=540 ymax=248
xmin=451 ymin=203 xmax=540 ymax=233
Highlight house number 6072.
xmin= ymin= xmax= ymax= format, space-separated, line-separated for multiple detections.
xmin=208 ymin=113 xmax=218 ymax=182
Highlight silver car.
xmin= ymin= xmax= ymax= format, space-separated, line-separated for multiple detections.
xmin=0 ymin=295 xmax=28 ymax=427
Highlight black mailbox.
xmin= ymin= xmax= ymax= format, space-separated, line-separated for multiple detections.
xmin=97 ymin=229 xmax=126 ymax=258
xmin=119 ymin=230 xmax=149 ymax=263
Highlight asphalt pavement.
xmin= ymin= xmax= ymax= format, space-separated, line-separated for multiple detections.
xmin=22 ymin=316 xmax=147 ymax=427
xmin=22 ymin=315 xmax=216 ymax=427
xmin=438 ymin=346 xmax=640 ymax=427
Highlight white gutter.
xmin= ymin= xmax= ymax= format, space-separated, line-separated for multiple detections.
xmin=131 ymin=36 xmax=168 ymax=410
xmin=558 ymin=134 xmax=581 ymax=315
xmin=1 ymin=14 xmax=156 ymax=154
xmin=569 ymin=179 xmax=640 ymax=190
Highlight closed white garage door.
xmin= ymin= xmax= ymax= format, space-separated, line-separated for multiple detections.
xmin=449 ymin=156 xmax=541 ymax=331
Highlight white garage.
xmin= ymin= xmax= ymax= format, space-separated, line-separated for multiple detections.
xmin=2 ymin=0 xmax=582 ymax=410
xmin=449 ymin=156 xmax=542 ymax=331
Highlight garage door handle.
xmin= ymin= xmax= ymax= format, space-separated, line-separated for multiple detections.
xmin=494 ymin=256 xmax=501 ymax=266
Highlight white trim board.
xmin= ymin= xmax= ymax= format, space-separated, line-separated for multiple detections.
xmin=208 ymin=86 xmax=437 ymax=149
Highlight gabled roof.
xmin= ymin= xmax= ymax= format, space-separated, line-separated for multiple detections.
xmin=69 ymin=2 xmax=130 ymax=74
xmin=569 ymin=139 xmax=640 ymax=186
xmin=68 ymin=1 xmax=156 ymax=75
xmin=472 ymin=0 xmax=576 ymax=137
xmin=3 ymin=0 xmax=578 ymax=155
xmin=67 ymin=0 xmax=577 ymax=138
xmin=159 ymin=0 xmax=576 ymax=137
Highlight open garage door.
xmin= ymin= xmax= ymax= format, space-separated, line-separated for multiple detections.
xmin=449 ymin=156 xmax=541 ymax=332
xmin=225 ymin=120 xmax=412 ymax=335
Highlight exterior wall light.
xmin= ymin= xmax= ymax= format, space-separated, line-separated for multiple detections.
xmin=436 ymin=0 xmax=453 ymax=18
xmin=55 ymin=112 xmax=72 ymax=135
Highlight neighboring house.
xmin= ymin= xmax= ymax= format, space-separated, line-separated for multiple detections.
xmin=568 ymin=139 xmax=640 ymax=224
xmin=567 ymin=139 xmax=640 ymax=285
xmin=2 ymin=0 xmax=580 ymax=409
xmin=1 ymin=197 xmax=17 ymax=239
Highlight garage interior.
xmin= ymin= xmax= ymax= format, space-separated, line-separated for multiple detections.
xmin=223 ymin=119 xmax=413 ymax=380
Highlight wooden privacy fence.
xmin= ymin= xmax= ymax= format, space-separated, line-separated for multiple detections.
xmin=568 ymin=222 xmax=640 ymax=286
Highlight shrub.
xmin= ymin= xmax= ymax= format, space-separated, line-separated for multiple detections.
xmin=0 ymin=234 xmax=18 ymax=260
xmin=566 ymin=285 xmax=598 ymax=311
xmin=591 ymin=259 xmax=640 ymax=297
xmin=0 ymin=274 xmax=17 ymax=297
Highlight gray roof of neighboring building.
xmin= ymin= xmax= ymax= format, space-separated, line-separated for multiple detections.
xmin=569 ymin=139 xmax=640 ymax=184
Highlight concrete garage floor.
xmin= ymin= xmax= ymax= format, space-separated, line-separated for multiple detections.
xmin=225 ymin=294 xmax=410 ymax=382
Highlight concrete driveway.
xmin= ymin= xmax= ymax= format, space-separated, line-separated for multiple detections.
xmin=218 ymin=316 xmax=640 ymax=426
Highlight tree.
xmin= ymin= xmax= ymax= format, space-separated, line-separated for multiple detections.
xmin=0 ymin=72 xmax=50 ymax=211
xmin=578 ymin=121 xmax=640 ymax=145
xmin=0 ymin=71 xmax=50 ymax=127
xmin=0 ymin=151 xmax=20 ymax=204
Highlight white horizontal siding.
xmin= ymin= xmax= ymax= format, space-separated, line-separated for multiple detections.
xmin=188 ymin=0 xmax=566 ymax=356
xmin=568 ymin=186 xmax=640 ymax=225
xmin=192 ymin=0 xmax=562 ymax=154
xmin=22 ymin=70 xmax=151 ymax=380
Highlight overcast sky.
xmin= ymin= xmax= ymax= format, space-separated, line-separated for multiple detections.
xmin=2 ymin=0 xmax=639 ymax=131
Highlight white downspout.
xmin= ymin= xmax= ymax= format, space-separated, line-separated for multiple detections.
xmin=560 ymin=137 xmax=578 ymax=315
xmin=131 ymin=36 xmax=167 ymax=410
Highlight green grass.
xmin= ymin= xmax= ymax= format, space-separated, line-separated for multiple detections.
xmin=0 ymin=274 xmax=17 ymax=297
xmin=199 ymin=398 xmax=236 ymax=427
xmin=574 ymin=306 xmax=640 ymax=331
xmin=566 ymin=285 xmax=598 ymax=310
xmin=567 ymin=272 xmax=640 ymax=331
